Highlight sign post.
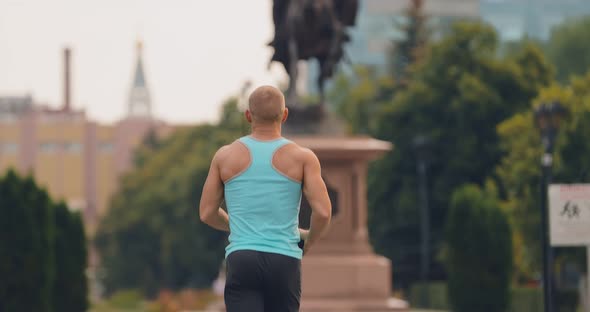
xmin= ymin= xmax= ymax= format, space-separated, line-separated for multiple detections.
xmin=549 ymin=184 xmax=590 ymax=312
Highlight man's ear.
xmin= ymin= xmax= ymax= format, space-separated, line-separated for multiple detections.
xmin=281 ymin=107 xmax=289 ymax=123
xmin=245 ymin=110 xmax=253 ymax=123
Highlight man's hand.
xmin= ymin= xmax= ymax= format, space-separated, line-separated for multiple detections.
xmin=299 ymin=228 xmax=309 ymax=241
xmin=299 ymin=228 xmax=311 ymax=255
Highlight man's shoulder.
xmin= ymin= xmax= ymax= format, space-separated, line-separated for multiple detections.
xmin=282 ymin=140 xmax=317 ymax=161
xmin=213 ymin=140 xmax=245 ymax=162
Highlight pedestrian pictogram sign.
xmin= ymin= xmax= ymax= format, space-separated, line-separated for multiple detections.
xmin=549 ymin=184 xmax=590 ymax=246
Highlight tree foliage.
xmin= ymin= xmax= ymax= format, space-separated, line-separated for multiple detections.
xmin=0 ymin=170 xmax=87 ymax=312
xmin=446 ymin=184 xmax=513 ymax=312
xmin=390 ymin=0 xmax=430 ymax=83
xmin=327 ymin=66 xmax=394 ymax=134
xmin=367 ymin=21 xmax=552 ymax=287
xmin=327 ymin=0 xmax=429 ymax=136
xmin=53 ymin=203 xmax=89 ymax=312
xmin=545 ymin=16 xmax=590 ymax=83
xmin=95 ymin=98 xmax=243 ymax=297
xmin=0 ymin=170 xmax=54 ymax=311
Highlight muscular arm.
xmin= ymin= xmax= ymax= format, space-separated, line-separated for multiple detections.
xmin=199 ymin=149 xmax=230 ymax=232
xmin=302 ymin=149 xmax=332 ymax=254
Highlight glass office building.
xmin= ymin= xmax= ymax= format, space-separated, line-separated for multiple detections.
xmin=304 ymin=0 xmax=479 ymax=94
xmin=480 ymin=0 xmax=590 ymax=42
xmin=304 ymin=0 xmax=590 ymax=94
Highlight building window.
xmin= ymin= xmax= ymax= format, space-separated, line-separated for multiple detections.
xmin=0 ymin=142 xmax=19 ymax=154
xmin=99 ymin=142 xmax=114 ymax=153
xmin=64 ymin=142 xmax=82 ymax=153
xmin=0 ymin=114 xmax=17 ymax=123
xmin=39 ymin=142 xmax=59 ymax=153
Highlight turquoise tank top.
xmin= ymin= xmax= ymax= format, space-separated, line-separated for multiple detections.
xmin=224 ymin=136 xmax=303 ymax=259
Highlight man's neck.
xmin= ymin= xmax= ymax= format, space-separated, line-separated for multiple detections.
xmin=250 ymin=123 xmax=282 ymax=141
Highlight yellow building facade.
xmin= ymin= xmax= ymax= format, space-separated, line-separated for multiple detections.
xmin=0 ymin=44 xmax=177 ymax=233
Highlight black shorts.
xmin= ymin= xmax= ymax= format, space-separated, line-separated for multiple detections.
xmin=224 ymin=250 xmax=301 ymax=312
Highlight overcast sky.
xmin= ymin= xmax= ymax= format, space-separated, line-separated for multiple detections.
xmin=0 ymin=0 xmax=288 ymax=124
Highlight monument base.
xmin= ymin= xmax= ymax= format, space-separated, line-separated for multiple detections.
xmin=300 ymin=254 xmax=407 ymax=312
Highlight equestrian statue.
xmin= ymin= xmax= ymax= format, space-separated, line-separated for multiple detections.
xmin=269 ymin=0 xmax=359 ymax=108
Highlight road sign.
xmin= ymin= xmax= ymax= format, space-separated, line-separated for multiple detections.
xmin=549 ymin=184 xmax=590 ymax=312
xmin=549 ymin=184 xmax=590 ymax=246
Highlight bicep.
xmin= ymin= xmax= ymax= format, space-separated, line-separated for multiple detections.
xmin=203 ymin=164 xmax=224 ymax=199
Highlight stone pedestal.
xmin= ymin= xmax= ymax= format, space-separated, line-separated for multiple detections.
xmin=287 ymin=136 xmax=406 ymax=311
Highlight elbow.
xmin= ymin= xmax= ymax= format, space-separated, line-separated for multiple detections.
xmin=309 ymin=199 xmax=332 ymax=223
xmin=199 ymin=213 xmax=208 ymax=224
xmin=318 ymin=206 xmax=332 ymax=223
xmin=199 ymin=208 xmax=212 ymax=224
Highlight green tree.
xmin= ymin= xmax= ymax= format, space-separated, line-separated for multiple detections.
xmin=95 ymin=98 xmax=243 ymax=297
xmin=134 ymin=128 xmax=163 ymax=167
xmin=500 ymin=37 xmax=544 ymax=58
xmin=326 ymin=0 xmax=429 ymax=136
xmin=545 ymin=16 xmax=590 ymax=83
xmin=327 ymin=66 xmax=394 ymax=134
xmin=218 ymin=97 xmax=247 ymax=134
xmin=390 ymin=0 xmax=430 ymax=83
xmin=0 ymin=170 xmax=55 ymax=312
xmin=52 ymin=202 xmax=88 ymax=312
xmin=368 ymin=21 xmax=552 ymax=288
xmin=446 ymin=184 xmax=512 ymax=312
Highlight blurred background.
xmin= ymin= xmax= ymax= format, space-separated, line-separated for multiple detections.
xmin=2 ymin=0 xmax=590 ymax=311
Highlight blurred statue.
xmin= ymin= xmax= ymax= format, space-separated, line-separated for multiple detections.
xmin=269 ymin=0 xmax=358 ymax=107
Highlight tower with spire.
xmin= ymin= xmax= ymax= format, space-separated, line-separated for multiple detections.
xmin=127 ymin=40 xmax=152 ymax=118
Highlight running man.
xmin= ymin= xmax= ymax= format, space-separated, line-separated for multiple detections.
xmin=199 ymin=85 xmax=332 ymax=312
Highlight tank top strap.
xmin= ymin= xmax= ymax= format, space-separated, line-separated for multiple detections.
xmin=238 ymin=136 xmax=292 ymax=166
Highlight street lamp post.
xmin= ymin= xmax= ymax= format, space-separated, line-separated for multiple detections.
xmin=534 ymin=101 xmax=567 ymax=312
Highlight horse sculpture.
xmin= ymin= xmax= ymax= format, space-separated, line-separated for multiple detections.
xmin=269 ymin=0 xmax=358 ymax=107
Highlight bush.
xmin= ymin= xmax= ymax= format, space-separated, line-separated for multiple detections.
xmin=408 ymin=283 xmax=544 ymax=312
xmin=409 ymin=281 xmax=450 ymax=309
xmin=509 ymin=287 xmax=542 ymax=312
xmin=446 ymin=184 xmax=513 ymax=312
xmin=53 ymin=203 xmax=88 ymax=311
xmin=0 ymin=170 xmax=54 ymax=312
xmin=0 ymin=170 xmax=88 ymax=312
xmin=155 ymin=288 xmax=221 ymax=311
xmin=107 ymin=289 xmax=144 ymax=309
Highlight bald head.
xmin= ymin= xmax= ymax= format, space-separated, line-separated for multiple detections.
xmin=248 ymin=86 xmax=286 ymax=124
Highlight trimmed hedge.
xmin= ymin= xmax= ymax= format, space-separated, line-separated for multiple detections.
xmin=410 ymin=282 xmax=449 ymax=310
xmin=446 ymin=185 xmax=513 ymax=312
xmin=0 ymin=169 xmax=88 ymax=312
xmin=410 ymin=283 xmax=549 ymax=312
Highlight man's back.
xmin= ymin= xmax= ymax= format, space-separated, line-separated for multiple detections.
xmin=217 ymin=136 xmax=306 ymax=186
xmin=218 ymin=136 xmax=307 ymax=259
xmin=199 ymin=85 xmax=331 ymax=312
